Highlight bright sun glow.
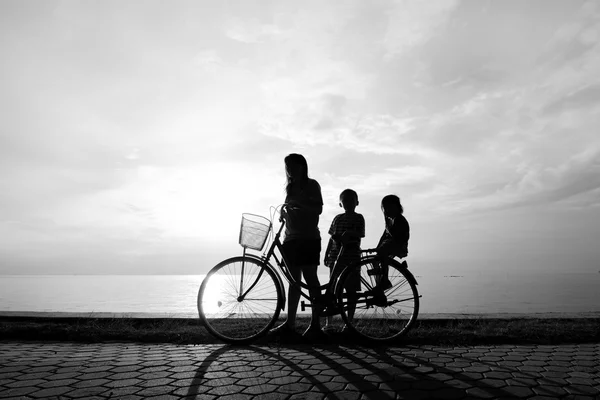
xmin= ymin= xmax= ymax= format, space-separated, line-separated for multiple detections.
xmin=119 ymin=162 xmax=283 ymax=241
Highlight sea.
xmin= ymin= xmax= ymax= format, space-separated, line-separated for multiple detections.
xmin=1 ymin=272 xmax=600 ymax=317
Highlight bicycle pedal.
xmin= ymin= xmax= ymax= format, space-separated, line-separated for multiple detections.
xmin=300 ymin=301 xmax=312 ymax=311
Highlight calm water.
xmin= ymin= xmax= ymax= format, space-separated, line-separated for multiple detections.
xmin=1 ymin=272 xmax=599 ymax=315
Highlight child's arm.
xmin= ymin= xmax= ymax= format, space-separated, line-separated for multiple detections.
xmin=377 ymin=217 xmax=409 ymax=258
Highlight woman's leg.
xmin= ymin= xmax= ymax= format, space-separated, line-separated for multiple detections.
xmin=302 ymin=264 xmax=321 ymax=331
xmin=285 ymin=264 xmax=302 ymax=329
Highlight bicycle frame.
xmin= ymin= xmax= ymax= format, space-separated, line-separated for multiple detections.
xmin=260 ymin=219 xmax=316 ymax=300
xmin=252 ymin=218 xmax=378 ymax=305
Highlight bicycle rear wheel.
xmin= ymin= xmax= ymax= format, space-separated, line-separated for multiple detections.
xmin=336 ymin=257 xmax=419 ymax=342
xmin=198 ymin=256 xmax=283 ymax=344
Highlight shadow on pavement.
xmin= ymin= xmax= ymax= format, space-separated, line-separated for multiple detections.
xmin=184 ymin=343 xmax=524 ymax=399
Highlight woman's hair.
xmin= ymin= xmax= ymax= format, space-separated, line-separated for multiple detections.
xmin=381 ymin=194 xmax=404 ymax=214
xmin=284 ymin=153 xmax=309 ymax=194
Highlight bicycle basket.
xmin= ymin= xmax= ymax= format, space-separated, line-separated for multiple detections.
xmin=239 ymin=213 xmax=272 ymax=251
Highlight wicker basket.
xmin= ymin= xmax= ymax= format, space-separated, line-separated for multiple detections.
xmin=239 ymin=213 xmax=272 ymax=251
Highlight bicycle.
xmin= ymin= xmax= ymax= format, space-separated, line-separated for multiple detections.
xmin=197 ymin=205 xmax=420 ymax=344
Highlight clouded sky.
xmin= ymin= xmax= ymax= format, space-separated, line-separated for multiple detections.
xmin=1 ymin=0 xmax=599 ymax=275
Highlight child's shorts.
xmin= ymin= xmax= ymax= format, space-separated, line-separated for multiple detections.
xmin=282 ymin=239 xmax=321 ymax=267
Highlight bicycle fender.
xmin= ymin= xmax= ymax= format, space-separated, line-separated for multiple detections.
xmin=395 ymin=260 xmax=418 ymax=286
xmin=357 ymin=256 xmax=419 ymax=287
xmin=236 ymin=254 xmax=287 ymax=311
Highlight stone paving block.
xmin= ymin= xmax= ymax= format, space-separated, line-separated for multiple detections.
xmin=23 ymin=366 xmax=55 ymax=374
xmin=533 ymin=385 xmax=569 ymax=397
xmin=80 ymin=365 xmax=113 ymax=373
xmin=103 ymin=377 xmax=142 ymax=388
xmin=109 ymin=365 xmax=143 ymax=373
xmin=202 ymin=376 xmax=238 ymax=387
xmin=4 ymin=378 xmax=47 ymax=388
xmin=0 ymin=386 xmax=38 ymax=397
xmin=565 ymin=384 xmax=600 ymax=396
xmin=267 ymin=375 xmax=302 ymax=385
xmin=501 ymin=385 xmax=535 ymax=397
xmin=459 ymin=371 xmax=484 ymax=381
xmin=37 ymin=377 xmax=79 ymax=388
xmin=207 ymin=384 xmax=246 ymax=396
xmin=135 ymin=385 xmax=177 ymax=397
xmin=478 ymin=378 xmax=507 ymax=388
xmin=137 ymin=371 xmax=171 ymax=380
xmin=277 ymin=382 xmax=314 ymax=395
xmin=66 ymin=386 xmax=107 ymax=398
xmin=0 ymin=374 xmax=20 ymax=386
xmin=8 ymin=371 xmax=51 ymax=381
xmin=202 ymin=370 xmax=229 ymax=379
xmin=241 ymin=383 xmax=279 ymax=395
xmin=483 ymin=371 xmax=513 ymax=380
xmin=29 ymin=386 xmax=73 ymax=398
xmin=172 ymin=386 xmax=215 ymax=398
xmin=139 ymin=377 xmax=174 ymax=388
xmin=108 ymin=371 xmax=142 ymax=380
xmin=506 ymin=377 xmax=539 ymax=387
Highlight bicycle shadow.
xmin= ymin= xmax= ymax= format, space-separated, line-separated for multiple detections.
xmin=184 ymin=343 xmax=523 ymax=399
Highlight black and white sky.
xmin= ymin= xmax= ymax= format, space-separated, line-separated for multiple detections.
xmin=1 ymin=0 xmax=599 ymax=275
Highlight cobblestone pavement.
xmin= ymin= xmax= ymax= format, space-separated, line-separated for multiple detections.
xmin=0 ymin=341 xmax=598 ymax=399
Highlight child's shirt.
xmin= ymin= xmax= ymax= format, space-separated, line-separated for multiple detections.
xmin=377 ymin=214 xmax=410 ymax=257
xmin=324 ymin=212 xmax=365 ymax=268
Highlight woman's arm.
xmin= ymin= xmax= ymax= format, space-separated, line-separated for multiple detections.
xmin=287 ymin=180 xmax=323 ymax=215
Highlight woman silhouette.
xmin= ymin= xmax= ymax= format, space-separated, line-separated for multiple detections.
xmin=271 ymin=153 xmax=325 ymax=340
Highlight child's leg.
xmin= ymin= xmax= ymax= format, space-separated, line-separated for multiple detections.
xmin=346 ymin=271 xmax=359 ymax=321
xmin=342 ymin=268 xmax=359 ymax=331
xmin=325 ymin=265 xmax=334 ymax=327
xmin=375 ymin=244 xmax=393 ymax=290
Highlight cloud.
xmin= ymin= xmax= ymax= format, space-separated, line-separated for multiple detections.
xmin=224 ymin=16 xmax=283 ymax=43
xmin=542 ymin=83 xmax=600 ymax=115
xmin=193 ymin=49 xmax=225 ymax=73
xmin=382 ymin=0 xmax=459 ymax=59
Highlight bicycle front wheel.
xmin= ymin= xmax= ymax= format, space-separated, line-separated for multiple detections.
xmin=336 ymin=257 xmax=419 ymax=342
xmin=198 ymin=256 xmax=283 ymax=344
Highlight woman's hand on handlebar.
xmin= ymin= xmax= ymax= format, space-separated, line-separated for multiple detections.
xmin=283 ymin=202 xmax=301 ymax=211
xmin=280 ymin=203 xmax=299 ymax=222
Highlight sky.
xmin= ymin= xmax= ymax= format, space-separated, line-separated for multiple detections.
xmin=1 ymin=0 xmax=599 ymax=276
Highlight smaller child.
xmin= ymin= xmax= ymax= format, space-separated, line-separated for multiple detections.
xmin=323 ymin=189 xmax=365 ymax=332
xmin=376 ymin=194 xmax=410 ymax=290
